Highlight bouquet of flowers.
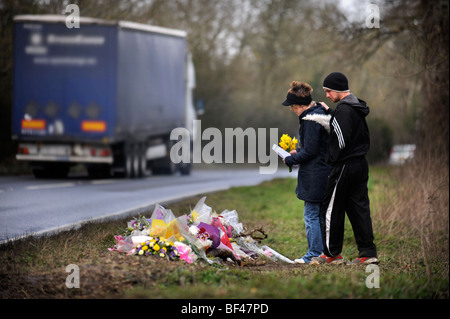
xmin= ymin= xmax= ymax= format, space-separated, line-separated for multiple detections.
xmin=133 ymin=236 xmax=180 ymax=261
xmin=279 ymin=134 xmax=298 ymax=152
xmin=279 ymin=134 xmax=298 ymax=172
xmin=109 ymin=197 xmax=294 ymax=266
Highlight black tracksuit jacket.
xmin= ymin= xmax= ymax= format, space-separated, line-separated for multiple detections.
xmin=326 ymin=94 xmax=370 ymax=165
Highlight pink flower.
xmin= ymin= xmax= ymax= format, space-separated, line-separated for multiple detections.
xmin=174 ymin=242 xmax=195 ymax=264
xmin=114 ymin=235 xmax=125 ymax=243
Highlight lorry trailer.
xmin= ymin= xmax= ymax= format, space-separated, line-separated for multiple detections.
xmin=12 ymin=15 xmax=196 ymax=178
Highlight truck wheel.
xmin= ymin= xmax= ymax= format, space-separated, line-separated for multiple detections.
xmin=179 ymin=163 xmax=191 ymax=175
xmin=151 ymin=140 xmax=176 ymax=175
xmin=132 ymin=144 xmax=141 ymax=178
xmin=138 ymin=144 xmax=148 ymax=177
xmin=179 ymin=148 xmax=193 ymax=175
xmin=111 ymin=143 xmax=135 ymax=178
xmin=131 ymin=143 xmax=147 ymax=178
xmin=152 ymin=159 xmax=176 ymax=175
xmin=124 ymin=144 xmax=134 ymax=178
xmin=178 ymin=141 xmax=193 ymax=175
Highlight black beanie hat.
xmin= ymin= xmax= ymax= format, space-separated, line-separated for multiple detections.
xmin=323 ymin=72 xmax=350 ymax=92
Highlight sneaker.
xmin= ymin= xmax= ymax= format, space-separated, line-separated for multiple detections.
xmin=310 ymin=254 xmax=344 ymax=265
xmin=346 ymin=257 xmax=379 ymax=265
xmin=294 ymin=258 xmax=306 ymax=264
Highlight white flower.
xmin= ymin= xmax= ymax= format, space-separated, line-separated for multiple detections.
xmin=189 ymin=225 xmax=199 ymax=236
xmin=244 ymin=236 xmax=255 ymax=243
xmin=199 ymin=239 xmax=212 ymax=250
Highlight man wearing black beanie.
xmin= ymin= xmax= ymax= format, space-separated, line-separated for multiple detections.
xmin=322 ymin=71 xmax=350 ymax=93
xmin=311 ymin=72 xmax=378 ymax=265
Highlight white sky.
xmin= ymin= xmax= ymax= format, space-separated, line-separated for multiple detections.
xmin=338 ymin=0 xmax=375 ymax=23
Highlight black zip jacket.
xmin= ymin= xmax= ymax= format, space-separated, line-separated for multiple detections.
xmin=326 ymin=94 xmax=370 ymax=164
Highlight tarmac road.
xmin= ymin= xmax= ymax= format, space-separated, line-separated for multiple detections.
xmin=0 ymin=167 xmax=294 ymax=244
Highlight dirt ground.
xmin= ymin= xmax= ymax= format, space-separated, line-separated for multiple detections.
xmin=1 ymin=249 xmax=300 ymax=299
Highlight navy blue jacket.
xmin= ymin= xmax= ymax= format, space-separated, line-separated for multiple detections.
xmin=284 ymin=103 xmax=331 ymax=203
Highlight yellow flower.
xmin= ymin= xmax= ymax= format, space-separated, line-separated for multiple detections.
xmin=279 ymin=134 xmax=298 ymax=152
xmin=290 ymin=137 xmax=298 ymax=151
xmin=142 ymin=245 xmax=148 ymax=251
xmin=279 ymin=141 xmax=289 ymax=150
xmin=153 ymin=244 xmax=160 ymax=251
xmin=279 ymin=134 xmax=294 ymax=151
xmin=279 ymin=134 xmax=297 ymax=173
xmin=280 ymin=134 xmax=291 ymax=142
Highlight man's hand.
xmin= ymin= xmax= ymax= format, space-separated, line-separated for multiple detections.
xmin=319 ymin=102 xmax=329 ymax=111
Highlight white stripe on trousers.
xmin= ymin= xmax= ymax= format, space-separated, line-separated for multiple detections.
xmin=325 ymin=164 xmax=346 ymax=257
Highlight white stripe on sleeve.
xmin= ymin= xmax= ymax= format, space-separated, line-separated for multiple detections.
xmin=332 ymin=117 xmax=345 ymax=149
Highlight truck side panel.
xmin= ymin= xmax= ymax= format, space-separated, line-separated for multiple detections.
xmin=12 ymin=22 xmax=117 ymax=142
xmin=116 ymin=28 xmax=187 ymax=141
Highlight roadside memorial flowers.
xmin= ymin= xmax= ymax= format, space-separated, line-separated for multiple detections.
xmin=133 ymin=237 xmax=180 ymax=260
xmin=109 ymin=196 xmax=294 ymax=266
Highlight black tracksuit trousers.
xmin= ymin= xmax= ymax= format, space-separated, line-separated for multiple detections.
xmin=319 ymin=157 xmax=377 ymax=258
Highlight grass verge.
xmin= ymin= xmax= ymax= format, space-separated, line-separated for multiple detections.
xmin=0 ymin=166 xmax=448 ymax=299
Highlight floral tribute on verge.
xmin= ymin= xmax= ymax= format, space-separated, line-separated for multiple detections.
xmin=109 ymin=197 xmax=294 ymax=266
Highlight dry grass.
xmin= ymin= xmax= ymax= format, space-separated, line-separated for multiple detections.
xmin=376 ymin=154 xmax=449 ymax=279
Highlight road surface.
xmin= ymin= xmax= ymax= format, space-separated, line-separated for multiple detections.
xmin=0 ymin=168 xmax=294 ymax=244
